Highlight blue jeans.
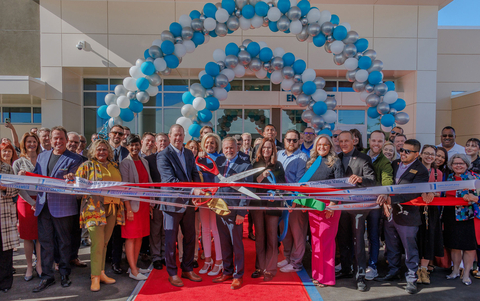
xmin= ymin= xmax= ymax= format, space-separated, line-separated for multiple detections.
xmin=367 ymin=208 xmax=381 ymax=270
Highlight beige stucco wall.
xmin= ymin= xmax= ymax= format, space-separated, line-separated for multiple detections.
xmin=451 ymin=90 xmax=480 ymax=145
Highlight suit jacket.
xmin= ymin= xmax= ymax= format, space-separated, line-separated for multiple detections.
xmin=34 ymin=149 xmax=83 ymax=218
xmin=112 ymin=145 xmax=129 ymax=163
xmin=338 ymin=148 xmax=376 ymax=187
xmin=390 ymin=159 xmax=429 ymax=226
xmin=120 ymin=154 xmax=153 ymax=212
xmin=145 ymin=152 xmax=161 ymax=183
xmin=216 ymin=154 xmax=253 ymax=217
xmin=157 ymin=144 xmax=201 ymax=213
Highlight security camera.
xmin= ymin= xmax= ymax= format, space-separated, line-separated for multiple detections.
xmin=76 ymin=41 xmax=85 ymax=50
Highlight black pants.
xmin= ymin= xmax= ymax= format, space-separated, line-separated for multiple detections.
xmin=106 ymin=225 xmax=125 ymax=265
xmin=70 ymin=199 xmax=82 ymax=261
xmin=37 ymin=202 xmax=74 ymax=279
xmin=0 ymin=222 xmax=13 ymax=290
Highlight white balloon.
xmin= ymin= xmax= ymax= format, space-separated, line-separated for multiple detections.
xmin=307 ymin=8 xmax=321 ymax=23
xmin=251 ymin=15 xmax=264 ymax=28
xmin=255 ymin=68 xmax=267 ymax=79
xmin=281 ymin=79 xmax=294 ymax=91
xmin=181 ymin=104 xmax=196 ymax=118
xmin=184 ymin=133 xmax=193 ymax=143
xmin=129 ymin=66 xmax=143 ymax=79
xmin=239 ymin=17 xmax=251 ymax=30
xmin=381 ymin=125 xmax=393 ymax=132
xmin=302 ymin=69 xmax=316 ymax=82
xmin=176 ymin=116 xmax=193 ymax=129
xmin=215 ymin=8 xmax=229 ymax=23
xmin=135 ymin=59 xmax=145 ymax=67
xmin=344 ymin=58 xmax=359 ymax=71
xmin=116 ymin=95 xmax=130 ymax=109
xmin=183 ymin=40 xmax=196 ymax=53
xmin=330 ymin=41 xmax=345 ymax=55
xmin=258 ymin=41 xmax=268 ymax=49
xmin=233 ymin=64 xmax=246 ymax=77
xmin=383 ymin=91 xmax=398 ymax=104
xmin=192 ymin=97 xmax=206 ymax=110
xmin=270 ymin=70 xmax=283 ymax=84
xmin=105 ymin=93 xmax=117 ymax=105
xmin=123 ymin=77 xmax=137 ymax=91
xmin=360 ymin=90 xmax=371 ymax=102
xmin=213 ymin=49 xmax=226 ymax=63
xmin=146 ymin=84 xmax=158 ymax=97
xmin=289 ymin=20 xmax=303 ymax=34
xmin=318 ymin=10 xmax=331 ymax=25
xmin=152 ymin=39 xmax=162 ymax=47
xmin=267 ymin=7 xmax=281 ymax=22
xmin=154 ymin=58 xmax=167 ymax=72
xmin=179 ymin=14 xmax=192 ymax=28
xmin=312 ymin=89 xmax=327 ymax=102
xmin=174 ymin=44 xmax=187 ymax=58
xmin=203 ymin=18 xmax=217 ymax=31
xmin=221 ymin=68 xmax=235 ymax=81
xmin=115 ymin=85 xmax=127 ymax=96
xmin=198 ymin=70 xmax=207 ymax=80
xmin=273 ymin=47 xmax=285 ymax=58
xmin=108 ymin=117 xmax=123 ymax=127
xmin=323 ymin=110 xmax=337 ymax=123
xmin=339 ymin=22 xmax=351 ymax=32
xmin=213 ymin=87 xmax=228 ymax=101
xmin=289 ymin=0 xmax=297 ymax=6
xmin=355 ymin=69 xmax=369 ymax=82
xmin=106 ymin=104 xmax=121 ymax=118
xmin=204 ymin=35 xmax=210 ymax=44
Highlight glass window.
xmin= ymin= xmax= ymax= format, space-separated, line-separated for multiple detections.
xmin=33 ymin=108 xmax=41 ymax=123
xmin=84 ymin=92 xmax=108 ymax=106
xmin=3 ymin=107 xmax=31 ymax=123
xmin=189 ymin=79 xmax=200 ymax=86
xmin=281 ymin=110 xmax=307 ymax=135
xmin=271 ymin=83 xmax=281 ymax=91
xmin=164 ymin=79 xmax=188 ymax=92
xmin=143 ymin=95 xmax=161 ymax=107
xmin=367 ymin=115 xmax=381 ymax=135
xmin=84 ymin=78 xmax=108 ymax=91
xmin=451 ymin=91 xmax=466 ymax=96
xmin=244 ymin=80 xmax=270 ymax=91
xmin=138 ymin=109 xmax=161 ymax=133
xmin=164 ymin=108 xmax=183 ymax=133
xmin=216 ymin=109 xmax=244 ymax=139
xmin=109 ymin=79 xmax=124 ymax=91
xmin=338 ymin=81 xmax=354 ymax=92
xmin=244 ymin=109 xmax=270 ymax=138
xmin=84 ymin=108 xmax=109 ymax=142
xmin=324 ymin=81 xmax=337 ymax=92
xmin=229 ymin=80 xmax=243 ymax=91
xmin=338 ymin=110 xmax=364 ymax=125
xmin=163 ymin=93 xmax=183 ymax=107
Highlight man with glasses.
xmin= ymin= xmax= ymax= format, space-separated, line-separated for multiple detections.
xmin=437 ymin=126 xmax=465 ymax=157
xmin=108 ymin=125 xmax=129 ymax=163
xmin=77 ymin=135 xmax=87 ymax=155
xmin=300 ymin=127 xmax=316 ymax=158
xmin=332 ymin=129 xmax=342 ymax=153
xmin=389 ymin=126 xmax=404 ymax=143
xmin=377 ymin=139 xmax=429 ymax=295
xmin=276 ymin=130 xmax=308 ymax=273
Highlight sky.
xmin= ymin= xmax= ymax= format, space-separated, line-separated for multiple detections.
xmin=438 ymin=0 xmax=480 ymax=26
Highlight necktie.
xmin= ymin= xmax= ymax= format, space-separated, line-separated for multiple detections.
xmin=224 ymin=160 xmax=230 ymax=177
xmin=114 ymin=149 xmax=119 ymax=162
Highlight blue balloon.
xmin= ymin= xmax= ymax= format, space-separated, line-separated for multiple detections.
xmin=129 ymin=99 xmax=143 ymax=113
xmin=259 ymin=47 xmax=273 ymax=62
xmin=144 ymin=49 xmax=151 ymax=59
xmin=161 ymin=40 xmax=175 ymax=55
xmin=246 ymin=42 xmax=260 ymax=57
xmin=169 ymin=22 xmax=182 ymax=37
xmin=141 ymin=61 xmax=155 ymax=76
xmin=205 ymin=62 xmax=220 ymax=76
xmin=225 ymin=83 xmax=231 ymax=92
xmin=358 ymin=56 xmax=372 ymax=69
xmin=119 ymin=108 xmax=134 ymax=122
xmin=269 ymin=21 xmax=278 ymax=32
xmin=391 ymin=98 xmax=406 ymax=111
xmin=277 ymin=0 xmax=291 ymax=14
xmin=209 ymin=30 xmax=217 ymax=38
xmin=164 ymin=55 xmax=179 ymax=69
xmin=293 ymin=59 xmax=306 ymax=74
xmin=302 ymin=81 xmax=316 ymax=95
xmin=242 ymin=4 xmax=255 ymax=19
xmin=313 ymin=101 xmax=327 ymax=115
xmin=255 ymin=2 xmax=269 ymax=17
xmin=385 ymin=81 xmax=395 ymax=91
xmin=182 ymin=92 xmax=195 ymax=104
xmin=188 ymin=123 xmax=202 ymax=137
xmin=97 ymin=105 xmax=109 ymax=119
xmin=192 ymin=32 xmax=205 ymax=46
xmin=284 ymin=28 xmax=290 ymax=34
xmin=318 ymin=129 xmax=333 ymax=137
xmin=203 ymin=3 xmax=217 ymax=19
xmin=329 ymin=123 xmax=335 ymax=130
xmin=222 ymin=0 xmax=236 ymax=14
xmin=333 ymin=25 xmax=347 ymax=41
xmin=200 ymin=74 xmax=214 ymax=89
xmin=205 ymin=96 xmax=220 ymax=111
xmin=367 ymin=107 xmax=381 ymax=119
xmin=368 ymin=71 xmax=383 ymax=85
xmin=297 ymin=0 xmax=311 ymax=16
xmin=355 ymin=38 xmax=369 ymax=53
xmin=136 ymin=78 xmax=149 ymax=91
xmin=330 ymin=14 xmax=340 ymax=25
xmin=189 ymin=10 xmax=201 ymax=19
xmin=225 ymin=42 xmax=240 ymax=56
xmin=381 ymin=114 xmax=395 ymax=127
xmin=312 ymin=34 xmax=326 ymax=47
xmin=283 ymin=53 xmax=295 ymax=66
xmin=198 ymin=109 xmax=213 ymax=122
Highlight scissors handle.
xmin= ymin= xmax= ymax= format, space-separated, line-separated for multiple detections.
xmin=266 ymin=170 xmax=276 ymax=184
xmin=195 ymin=155 xmax=219 ymax=176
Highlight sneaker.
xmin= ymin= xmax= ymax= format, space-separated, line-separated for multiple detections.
xmin=280 ymin=264 xmax=301 ymax=273
xmin=357 ymin=276 xmax=367 ymax=292
xmin=335 ymin=263 xmax=342 ymax=273
xmin=365 ymin=266 xmax=378 ymax=280
xmin=277 ymin=259 xmax=289 ymax=268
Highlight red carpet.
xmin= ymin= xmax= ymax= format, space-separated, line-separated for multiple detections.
xmin=135 ymin=216 xmax=311 ymax=301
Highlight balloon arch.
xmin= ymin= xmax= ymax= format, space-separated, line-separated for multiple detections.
xmin=97 ymin=0 xmax=410 ymax=140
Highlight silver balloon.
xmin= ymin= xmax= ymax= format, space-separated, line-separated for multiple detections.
xmin=215 ymin=74 xmax=229 ymax=88
xmin=206 ymin=89 xmax=214 ymax=97
xmin=395 ymin=112 xmax=410 ymax=125
xmin=321 ymin=22 xmax=334 ymax=36
xmin=146 ymin=73 xmax=162 ymax=86
xmin=326 ymin=35 xmax=334 ymax=43
xmin=282 ymin=66 xmax=294 ymax=79
xmin=190 ymin=83 xmax=206 ymax=97
xmin=277 ymin=16 xmax=290 ymax=32
xmin=238 ymin=50 xmax=252 ymax=66
xmin=239 ymin=45 xmax=246 ymax=51
xmin=263 ymin=17 xmax=269 ymax=27
xmin=365 ymin=84 xmax=374 ymax=93
xmin=307 ymin=23 xmax=321 ymax=37
xmin=307 ymin=100 xmax=315 ymax=111
xmin=235 ymin=9 xmax=242 ymax=18
xmin=215 ymin=23 xmax=228 ymax=37
xmin=344 ymin=44 xmax=357 ymax=58
xmin=363 ymin=49 xmax=377 ymax=61
xmin=333 ymin=53 xmax=347 ymax=65
xmin=291 ymin=83 xmax=303 ymax=96
xmin=181 ymin=27 xmax=194 ymax=40
xmin=161 ymin=30 xmax=174 ymax=42
xmin=353 ymin=81 xmax=366 ymax=92
xmin=365 ymin=94 xmax=380 ymax=107
xmin=343 ymin=31 xmax=359 ymax=44
xmin=242 ymin=39 xmax=252 ymax=48
xmin=263 ymin=62 xmax=271 ymax=71
xmin=225 ymin=55 xmax=239 ymax=68
xmin=175 ymin=37 xmax=183 ymax=44
xmin=377 ymin=102 xmax=390 ymax=114
xmin=199 ymin=14 xmax=206 ymax=21
xmin=287 ymin=6 xmax=302 ymax=21
xmin=293 ymin=74 xmax=302 ymax=83
xmin=191 ymin=19 xmax=203 ymax=31
xmin=346 ymin=70 xmax=357 ymax=82
xmin=160 ymin=67 xmax=171 ymax=76
xmin=296 ymin=93 xmax=310 ymax=107
xmin=178 ymin=57 xmax=182 ymax=64
xmin=217 ymin=61 xmax=226 ymax=70
xmin=389 ymin=108 xmax=398 ymax=115
xmin=311 ymin=115 xmax=325 ymax=130
xmin=146 ymin=57 xmax=155 ymax=63
xmin=203 ymin=29 xmax=210 ymax=36
xmin=368 ymin=60 xmax=384 ymax=73
xmin=355 ymin=53 xmax=363 ymax=59
xmin=374 ymin=83 xmax=388 ymax=96
xmin=136 ymin=91 xmax=150 ymax=103
xmin=235 ymin=0 xmax=248 ymax=10
xmin=323 ymin=124 xmax=332 ymax=130
xmin=325 ymin=96 xmax=337 ymax=110
xmin=148 ymin=46 xmax=163 ymax=59
xmin=301 ymin=110 xmax=314 ymax=123
xmin=324 ymin=41 xmax=332 ymax=53
xmin=296 ymin=26 xmax=309 ymax=42
xmin=249 ymin=0 xmax=259 ymax=5
xmin=301 ymin=17 xmax=308 ymax=26
xmin=227 ymin=16 xmax=240 ymax=31
xmin=271 ymin=57 xmax=284 ymax=71
xmin=127 ymin=91 xmax=136 ymax=100
xmin=314 ymin=77 xmax=326 ymax=89
xmin=249 ymin=58 xmax=263 ymax=72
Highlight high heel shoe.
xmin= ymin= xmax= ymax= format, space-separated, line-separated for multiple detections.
xmin=208 ymin=262 xmax=223 ymax=276
xmin=199 ymin=260 xmax=213 ymax=274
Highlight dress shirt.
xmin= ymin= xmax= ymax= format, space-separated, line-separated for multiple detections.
xmin=395 ymin=160 xmax=416 ymax=183
xmin=170 ymin=144 xmax=187 ymax=174
xmin=277 ymin=148 xmax=308 ymax=183
xmin=223 ymin=154 xmax=239 ymax=176
xmin=300 ymin=143 xmax=313 ymax=158
xmin=367 ymin=150 xmax=380 ymax=163
xmin=436 ymin=143 xmax=466 ymax=158
xmin=111 ymin=145 xmax=122 ymax=161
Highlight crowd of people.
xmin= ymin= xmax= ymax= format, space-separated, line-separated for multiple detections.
xmin=0 ymin=121 xmax=479 ymax=296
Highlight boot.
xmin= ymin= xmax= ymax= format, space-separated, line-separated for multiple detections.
xmin=100 ymin=270 xmax=116 ymax=284
xmin=91 ymin=275 xmax=100 ymax=292
xmin=416 ymin=270 xmax=423 ymax=284
xmin=420 ymin=267 xmax=430 ymax=284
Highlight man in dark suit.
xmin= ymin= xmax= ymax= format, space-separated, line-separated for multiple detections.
xmin=336 ymin=130 xmax=376 ymax=292
xmin=211 ymin=137 xmax=253 ymax=290
xmin=158 ymin=124 xmax=202 ymax=287
xmin=32 ymin=126 xmax=83 ymax=292
xmin=377 ymin=139 xmax=429 ymax=295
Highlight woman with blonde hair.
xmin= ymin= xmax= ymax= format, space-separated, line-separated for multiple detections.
xmin=382 ymin=141 xmax=397 ymax=162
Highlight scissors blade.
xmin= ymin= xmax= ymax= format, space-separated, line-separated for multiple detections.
xmin=233 ymin=186 xmax=261 ymax=200
xmin=221 ymin=167 xmax=265 ymax=183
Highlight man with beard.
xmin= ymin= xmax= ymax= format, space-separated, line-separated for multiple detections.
xmin=437 ymin=126 xmax=465 ymax=157
xmin=120 ymin=126 xmax=131 ymax=148
xmin=389 ymin=126 xmax=404 ymax=143
xmin=300 ymin=127 xmax=316 ymax=158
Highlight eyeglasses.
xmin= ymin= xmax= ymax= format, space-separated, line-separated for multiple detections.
xmin=422 ymin=152 xmax=435 ymax=157
xmin=332 ymin=134 xmax=339 ymax=138
xmin=442 ymin=134 xmax=454 ymax=138
xmin=390 ymin=131 xmax=401 ymax=135
xmin=304 ymin=132 xmax=315 ymax=135
xmin=286 ymin=139 xmax=298 ymax=143
xmin=399 ymin=148 xmax=418 ymax=155
xmin=110 ymin=131 xmax=124 ymax=136
xmin=452 ymin=162 xmax=466 ymax=166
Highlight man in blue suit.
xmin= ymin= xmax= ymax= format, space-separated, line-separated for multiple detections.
xmin=32 ymin=126 xmax=83 ymax=293
xmin=212 ymin=137 xmax=253 ymax=290
xmin=158 ymin=124 xmax=202 ymax=287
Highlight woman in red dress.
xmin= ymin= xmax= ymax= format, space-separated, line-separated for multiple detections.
xmin=120 ymin=135 xmax=152 ymax=281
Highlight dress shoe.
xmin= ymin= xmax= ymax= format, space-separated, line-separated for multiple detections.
xmin=263 ymin=272 xmax=274 ymax=282
xmin=335 ymin=270 xmax=353 ymax=279
xmin=181 ymin=271 xmax=202 ymax=282
xmin=24 ymin=275 xmax=34 ymax=282
xmin=153 ymin=260 xmax=163 ymax=270
xmin=377 ymin=273 xmax=401 ymax=282
xmin=91 ymin=275 xmax=100 ymax=292
xmin=33 ymin=278 xmax=56 ymax=293
xmin=193 ymin=260 xmax=199 ymax=269
xmin=212 ymin=274 xmax=234 ymax=283
xmin=230 ymin=278 xmax=243 ymax=290
xmin=140 ymin=253 xmax=150 ymax=262
xmin=405 ymin=282 xmax=417 ymax=294
xmin=100 ymin=271 xmax=116 ymax=284
xmin=168 ymin=275 xmax=184 ymax=287
xmin=251 ymin=269 xmax=263 ymax=278
xmin=61 ymin=275 xmax=72 ymax=287
xmin=111 ymin=263 xmax=123 ymax=274
xmin=248 ymin=233 xmax=255 ymax=241
xmin=357 ymin=277 xmax=367 ymax=292
xmin=70 ymin=258 xmax=87 ymax=268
